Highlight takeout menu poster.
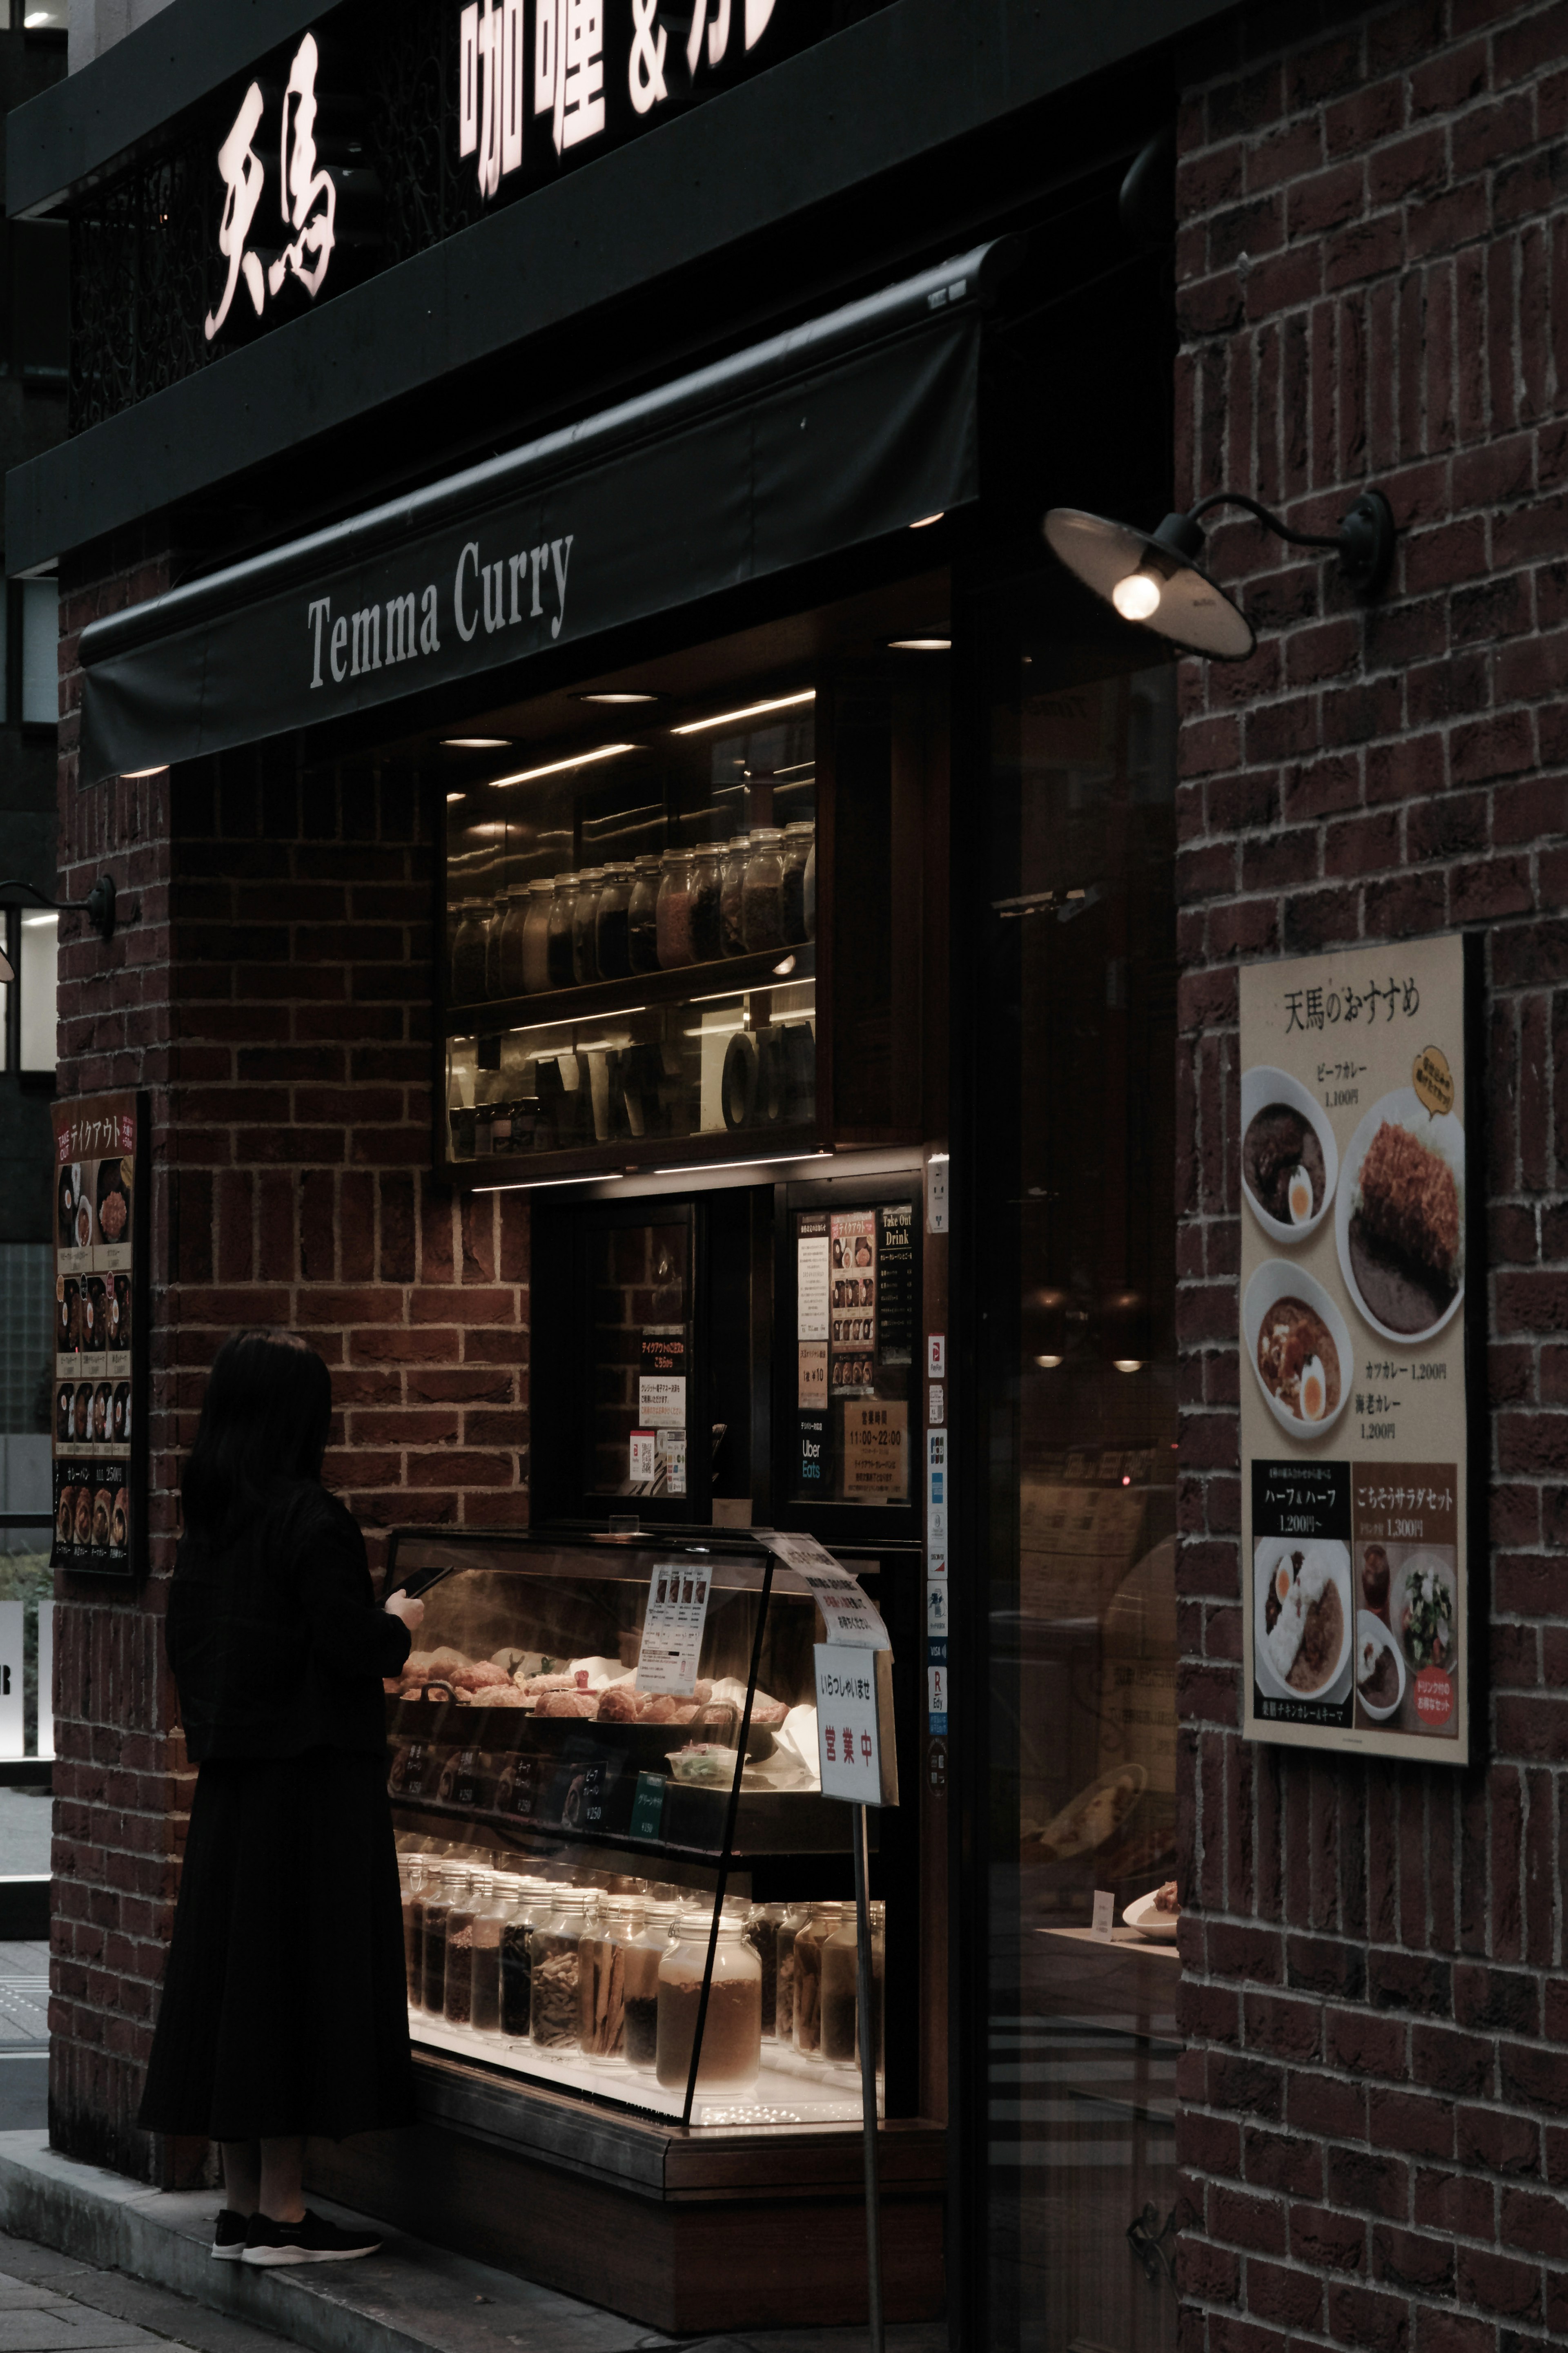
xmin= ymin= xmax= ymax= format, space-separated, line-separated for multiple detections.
xmin=55 ymin=1100 xmax=135 ymax=1165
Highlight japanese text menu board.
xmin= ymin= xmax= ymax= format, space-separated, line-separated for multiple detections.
xmin=793 ymin=1199 xmax=915 ymax=1505
xmin=1239 ymin=940 xmax=1473 ymax=1762
xmin=51 ymin=1094 xmax=146 ymax=1578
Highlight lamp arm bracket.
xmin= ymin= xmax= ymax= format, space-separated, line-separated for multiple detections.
xmin=0 ymin=873 xmax=118 ymax=941
xmin=1184 ymin=491 xmax=1341 ymax=550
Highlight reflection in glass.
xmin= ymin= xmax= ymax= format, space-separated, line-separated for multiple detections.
xmin=979 ymin=608 xmax=1179 ymax=2353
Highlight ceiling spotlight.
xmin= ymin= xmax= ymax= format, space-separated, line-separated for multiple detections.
xmin=1034 ymin=1354 xmax=1063 ymax=1370
xmin=122 ymin=766 xmax=167 ymax=778
xmin=889 ymin=637 xmax=952 ymax=652
xmin=443 ymin=736 xmax=511 ymax=748
xmin=1043 ymin=488 xmax=1396 ymax=661
xmin=772 ymin=953 xmax=797 ymax=976
xmin=445 ymin=792 xmax=464 ymax=803
xmin=575 ymin=691 xmax=661 ymax=705
xmin=909 ymin=513 xmax=944 ymax=529
xmin=1113 ymin=1359 xmax=1145 ymax=1374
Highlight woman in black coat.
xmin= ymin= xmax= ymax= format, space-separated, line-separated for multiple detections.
xmin=138 ymin=1329 xmax=425 ymax=2267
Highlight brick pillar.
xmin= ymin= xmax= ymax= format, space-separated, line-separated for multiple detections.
xmin=50 ymin=549 xmax=531 ymax=2181
xmin=1172 ymin=5 xmax=1568 ymax=2347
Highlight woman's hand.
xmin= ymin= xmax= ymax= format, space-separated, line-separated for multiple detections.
xmin=383 ymin=1590 xmax=425 ymax=1632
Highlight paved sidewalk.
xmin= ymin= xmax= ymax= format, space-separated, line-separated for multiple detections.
xmin=0 ymin=2136 xmax=946 ymax=2353
xmin=0 ymin=2224 xmax=288 ymax=2353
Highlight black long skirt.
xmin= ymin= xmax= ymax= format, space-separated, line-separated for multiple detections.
xmin=137 ymin=1748 xmax=416 ymax=2142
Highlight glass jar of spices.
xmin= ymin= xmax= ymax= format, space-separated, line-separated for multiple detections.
xmin=774 ymin=1900 xmax=810 ymax=2043
xmin=500 ymin=1881 xmax=552 ymax=2040
xmin=530 ymin=1889 xmax=595 ymax=2052
xmin=656 ymin=1908 xmax=762 ymax=2093
xmin=792 ymin=1902 xmax=844 ymax=2060
xmin=444 ymin=1872 xmax=484 ymax=2027
xmin=400 ymin=1861 xmax=428 ymax=2007
xmin=781 ymin=822 xmax=815 ymax=943
xmin=689 ymin=845 xmax=724 ymax=962
xmin=655 ymin=850 xmax=697 ymax=968
xmin=621 ymin=1893 xmax=679 ymax=2073
xmin=450 ymin=902 xmax=488 ymax=1003
xmin=628 ymin=857 xmax=662 ymax=974
xmin=468 ymin=1875 xmax=511 ymax=2036
xmin=546 ymin=877 xmax=579 ymax=989
xmin=719 ymin=837 xmax=750 ymax=957
xmin=421 ymin=1865 xmax=470 ymax=2014
xmin=496 ymin=887 xmax=529 ymax=997
xmin=744 ymin=1902 xmax=786 ymax=2040
xmin=520 ymin=879 xmax=555 ymax=993
xmin=820 ymin=1900 xmax=884 ymax=2068
xmin=483 ymin=894 xmax=509 ymax=998
xmin=595 ymin=863 xmax=635 ymax=980
xmin=572 ymin=869 xmax=606 ymax=984
xmin=741 ymin=829 xmax=787 ymax=952
xmin=579 ymin=1895 xmax=641 ymax=2065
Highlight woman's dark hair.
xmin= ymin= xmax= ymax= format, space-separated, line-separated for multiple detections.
xmin=181 ymin=1329 xmax=332 ymax=1549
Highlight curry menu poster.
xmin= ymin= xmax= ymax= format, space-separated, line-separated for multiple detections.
xmin=51 ymin=1093 xmax=144 ymax=1577
xmin=1238 ymin=938 xmax=1473 ymax=1762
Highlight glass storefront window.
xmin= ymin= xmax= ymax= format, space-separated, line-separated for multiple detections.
xmin=972 ymin=587 xmax=1179 ymax=2353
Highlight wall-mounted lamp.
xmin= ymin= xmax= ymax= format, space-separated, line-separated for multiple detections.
xmin=1043 ymin=488 xmax=1396 ymax=660
xmin=0 ymin=876 xmax=117 ymax=980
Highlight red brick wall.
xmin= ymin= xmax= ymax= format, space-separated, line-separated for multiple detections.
xmin=1173 ymin=6 xmax=1568 ymax=2350
xmin=50 ymin=547 xmax=531 ymax=2179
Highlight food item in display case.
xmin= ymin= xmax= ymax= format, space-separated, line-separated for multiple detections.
xmin=537 ymin=1691 xmax=599 ymax=1719
xmin=655 ymin=1909 xmax=762 ymax=2092
xmin=1242 ymin=1103 xmax=1326 ymax=1226
xmin=666 ymin=1743 xmax=738 ymax=1786
xmin=1254 ymin=1295 xmax=1339 ymax=1425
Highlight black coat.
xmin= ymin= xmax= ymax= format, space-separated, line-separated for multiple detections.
xmin=167 ymin=1482 xmax=410 ymax=1760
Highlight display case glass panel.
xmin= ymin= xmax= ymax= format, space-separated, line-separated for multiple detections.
xmin=386 ymin=1529 xmax=895 ymax=2130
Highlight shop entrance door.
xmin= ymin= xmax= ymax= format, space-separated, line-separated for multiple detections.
xmin=958 ymin=594 xmax=1180 ymax=2353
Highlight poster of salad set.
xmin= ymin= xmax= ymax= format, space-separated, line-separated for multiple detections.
xmin=1238 ymin=938 xmax=1475 ymax=1762
xmin=50 ymin=1093 xmax=146 ymax=1578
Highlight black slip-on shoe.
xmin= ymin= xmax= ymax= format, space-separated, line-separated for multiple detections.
xmin=241 ymin=2209 xmax=383 ymax=2266
xmin=211 ymin=2209 xmax=249 ymax=2261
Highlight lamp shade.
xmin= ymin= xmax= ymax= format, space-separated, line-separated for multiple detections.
xmin=1043 ymin=506 xmax=1256 ymax=661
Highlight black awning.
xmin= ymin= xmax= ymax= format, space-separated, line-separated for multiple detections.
xmin=78 ymin=245 xmax=1006 ymax=785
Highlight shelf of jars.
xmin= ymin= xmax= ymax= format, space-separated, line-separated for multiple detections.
xmin=399 ymin=1845 xmax=883 ymax=2129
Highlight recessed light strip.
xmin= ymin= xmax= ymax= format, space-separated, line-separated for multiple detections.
xmin=671 ymin=690 xmax=815 ymax=737
xmin=650 ymin=1150 xmax=833 ymax=1176
xmin=489 ymin=743 xmax=637 ymax=787
xmin=472 ymin=1171 xmax=626 ymax=1191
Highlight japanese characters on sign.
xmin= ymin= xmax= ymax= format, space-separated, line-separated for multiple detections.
xmin=792 ymin=1198 xmax=918 ymax=1508
xmin=206 ymin=34 xmax=336 ymax=342
xmin=52 ymin=1094 xmax=144 ymax=1578
xmin=813 ymin=1644 xmax=898 ymax=1807
xmin=1239 ymin=939 xmax=1472 ymax=1762
xmin=457 ymin=0 xmax=782 ymax=200
xmin=635 ymin=1559 xmax=712 ymax=1696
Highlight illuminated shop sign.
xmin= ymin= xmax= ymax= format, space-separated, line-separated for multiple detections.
xmin=458 ymin=0 xmax=782 ymax=196
xmin=206 ymin=34 xmax=336 ymax=340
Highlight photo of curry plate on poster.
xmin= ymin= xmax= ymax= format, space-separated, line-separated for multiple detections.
xmin=1239 ymin=937 xmax=1470 ymax=1762
xmin=51 ymin=1092 xmax=141 ymax=1576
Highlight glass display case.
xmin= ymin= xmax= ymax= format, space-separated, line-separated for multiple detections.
xmin=385 ymin=1527 xmax=907 ymax=2129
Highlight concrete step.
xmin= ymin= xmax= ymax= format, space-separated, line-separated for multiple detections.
xmin=0 ymin=2132 xmax=945 ymax=2353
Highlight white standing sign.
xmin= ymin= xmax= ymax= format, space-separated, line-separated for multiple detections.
xmin=36 ymin=1603 xmax=53 ymax=1762
xmin=814 ymin=1644 xmax=898 ymax=1807
xmin=0 ymin=1604 xmax=24 ymax=1760
xmin=635 ymin=1561 xmax=712 ymax=1696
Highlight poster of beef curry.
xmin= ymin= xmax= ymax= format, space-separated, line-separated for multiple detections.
xmin=1239 ymin=939 xmax=1477 ymax=1762
xmin=51 ymin=1093 xmax=147 ymax=1578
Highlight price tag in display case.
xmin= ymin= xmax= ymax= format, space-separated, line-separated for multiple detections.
xmin=51 ymin=1093 xmax=147 ymax=1579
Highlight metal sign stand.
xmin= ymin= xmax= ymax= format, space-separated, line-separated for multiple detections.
xmin=853 ymin=1801 xmax=884 ymax=2353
